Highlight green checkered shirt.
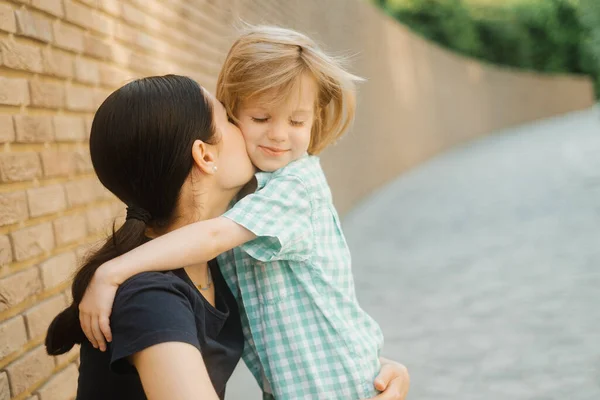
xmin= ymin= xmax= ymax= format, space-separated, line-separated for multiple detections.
xmin=217 ymin=155 xmax=384 ymax=399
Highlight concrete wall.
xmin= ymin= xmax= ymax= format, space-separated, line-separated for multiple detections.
xmin=0 ymin=0 xmax=593 ymax=399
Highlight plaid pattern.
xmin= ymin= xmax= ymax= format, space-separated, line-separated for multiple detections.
xmin=218 ymin=155 xmax=384 ymax=399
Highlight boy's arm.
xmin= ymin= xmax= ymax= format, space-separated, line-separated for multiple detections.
xmin=105 ymin=216 xmax=255 ymax=285
xmin=79 ymin=216 xmax=255 ymax=351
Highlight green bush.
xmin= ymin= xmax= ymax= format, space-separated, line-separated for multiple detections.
xmin=579 ymin=0 xmax=600 ymax=95
xmin=376 ymin=0 xmax=600 ymax=98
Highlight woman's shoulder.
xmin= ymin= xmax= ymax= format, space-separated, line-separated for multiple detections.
xmin=116 ymin=270 xmax=193 ymax=304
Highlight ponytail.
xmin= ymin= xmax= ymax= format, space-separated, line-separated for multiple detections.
xmin=45 ymin=218 xmax=148 ymax=355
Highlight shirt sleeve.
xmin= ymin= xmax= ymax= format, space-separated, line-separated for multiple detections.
xmin=109 ymin=273 xmax=200 ymax=374
xmin=223 ymin=174 xmax=313 ymax=262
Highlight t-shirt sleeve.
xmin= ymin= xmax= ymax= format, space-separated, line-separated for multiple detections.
xmin=223 ymin=174 xmax=313 ymax=262
xmin=109 ymin=273 xmax=200 ymax=374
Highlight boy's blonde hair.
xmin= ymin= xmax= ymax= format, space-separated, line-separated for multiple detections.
xmin=216 ymin=25 xmax=362 ymax=155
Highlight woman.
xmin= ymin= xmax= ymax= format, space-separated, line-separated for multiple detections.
xmin=46 ymin=75 xmax=409 ymax=399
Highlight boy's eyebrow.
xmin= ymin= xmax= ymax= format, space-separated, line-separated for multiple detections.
xmin=291 ymin=108 xmax=312 ymax=114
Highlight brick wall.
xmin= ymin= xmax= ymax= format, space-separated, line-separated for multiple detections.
xmin=0 ymin=0 xmax=593 ymax=399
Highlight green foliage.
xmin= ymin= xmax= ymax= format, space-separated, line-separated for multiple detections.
xmin=376 ymin=0 xmax=600 ymax=97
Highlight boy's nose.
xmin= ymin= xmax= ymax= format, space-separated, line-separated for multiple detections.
xmin=267 ymin=127 xmax=287 ymax=142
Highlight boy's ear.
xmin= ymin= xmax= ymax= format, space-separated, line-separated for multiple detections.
xmin=191 ymin=139 xmax=218 ymax=175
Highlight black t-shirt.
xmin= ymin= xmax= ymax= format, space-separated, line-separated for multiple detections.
xmin=76 ymin=260 xmax=243 ymax=400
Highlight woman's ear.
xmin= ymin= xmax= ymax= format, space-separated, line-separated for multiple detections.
xmin=191 ymin=139 xmax=218 ymax=175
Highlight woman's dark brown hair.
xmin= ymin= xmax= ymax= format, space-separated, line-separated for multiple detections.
xmin=45 ymin=75 xmax=216 ymax=355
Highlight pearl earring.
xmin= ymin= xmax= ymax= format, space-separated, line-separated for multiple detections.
xmin=212 ymin=165 xmax=218 ymax=173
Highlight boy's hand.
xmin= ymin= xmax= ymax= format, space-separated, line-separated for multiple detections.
xmin=78 ymin=266 xmax=118 ymax=352
xmin=366 ymin=358 xmax=410 ymax=400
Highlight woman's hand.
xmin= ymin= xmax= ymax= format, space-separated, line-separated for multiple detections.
xmin=366 ymin=357 xmax=410 ymax=399
xmin=78 ymin=265 xmax=119 ymax=351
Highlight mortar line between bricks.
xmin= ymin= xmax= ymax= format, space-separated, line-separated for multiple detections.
xmin=5 ymin=0 xmax=64 ymax=22
xmin=0 ymin=239 xmax=87 ymax=278
xmin=120 ymin=0 xmax=232 ymax=47
xmin=54 ymin=351 xmax=79 ymax=369
xmin=1 ymin=331 xmax=79 ymax=371
xmin=2 ymin=12 xmax=222 ymax=78
xmin=0 ymin=39 xmax=220 ymax=92
xmin=0 ymin=172 xmax=99 ymax=194
xmin=77 ymin=0 xmax=232 ymax=52
xmin=0 ymin=336 xmax=44 ymax=370
xmin=8 ymin=355 xmax=77 ymax=400
xmin=0 ymin=229 xmax=111 ymax=278
xmin=0 ymin=280 xmax=71 ymax=324
xmin=0 ymin=107 xmax=93 ymax=117
xmin=1 ymin=143 xmax=90 ymax=154
xmin=0 ymin=199 xmax=120 ymax=236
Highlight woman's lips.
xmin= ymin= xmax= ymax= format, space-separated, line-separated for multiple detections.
xmin=259 ymin=146 xmax=289 ymax=156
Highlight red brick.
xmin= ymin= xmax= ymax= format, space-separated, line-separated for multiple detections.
xmin=0 ymin=191 xmax=28 ymax=226
xmin=39 ymin=252 xmax=77 ymax=289
xmin=53 ymin=115 xmax=85 ymax=142
xmin=74 ymin=148 xmax=93 ymax=173
xmin=128 ymin=51 xmax=156 ymax=74
xmin=24 ymin=295 xmax=66 ymax=338
xmin=0 ymin=38 xmax=43 ymax=73
xmin=0 ymin=115 xmax=15 ymax=143
xmin=114 ymin=22 xmax=135 ymax=44
xmin=135 ymin=32 xmax=161 ymax=53
xmin=74 ymin=57 xmax=99 ymax=85
xmin=0 ymin=235 xmax=12 ymax=265
xmin=0 ymin=268 xmax=42 ymax=312
xmin=27 ymin=184 xmax=67 ymax=217
xmin=84 ymin=116 xmax=93 ymax=138
xmin=10 ymin=223 xmax=55 ymax=262
xmin=0 ymin=316 xmax=28 ymax=359
xmin=83 ymin=34 xmax=112 ymax=60
xmin=40 ymin=150 xmax=74 ymax=178
xmin=36 ymin=364 xmax=78 ymax=400
xmin=13 ymin=115 xmax=54 ymax=143
xmin=52 ymin=21 xmax=84 ymax=53
xmin=108 ymin=42 xmax=131 ymax=65
xmin=0 ymin=4 xmax=16 ymax=34
xmin=0 ymin=371 xmax=8 ymax=400
xmin=0 ymin=76 xmax=30 ymax=106
xmin=0 ymin=152 xmax=41 ymax=182
xmin=54 ymin=345 xmax=79 ymax=366
xmin=65 ymin=85 xmax=96 ymax=112
xmin=90 ymin=11 xmax=113 ymax=36
xmin=121 ymin=2 xmax=145 ymax=26
xmin=86 ymin=205 xmax=114 ymax=234
xmin=31 ymin=0 xmax=64 ymax=18
xmin=14 ymin=9 xmax=53 ymax=43
xmin=94 ymin=88 xmax=110 ymax=108
xmin=29 ymin=80 xmax=65 ymax=109
xmin=62 ymin=289 xmax=73 ymax=304
xmin=64 ymin=178 xmax=102 ymax=207
xmin=99 ymin=0 xmax=121 ymax=17
xmin=53 ymin=214 xmax=87 ymax=246
xmin=5 ymin=346 xmax=54 ymax=397
xmin=63 ymin=0 xmax=89 ymax=27
xmin=98 ymin=64 xmax=129 ymax=88
xmin=41 ymin=48 xmax=74 ymax=79
xmin=75 ymin=242 xmax=98 ymax=264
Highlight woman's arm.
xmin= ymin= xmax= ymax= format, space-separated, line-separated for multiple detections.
xmin=366 ymin=357 xmax=410 ymax=400
xmin=132 ymin=341 xmax=219 ymax=400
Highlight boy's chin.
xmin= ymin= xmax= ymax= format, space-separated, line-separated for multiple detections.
xmin=251 ymin=157 xmax=286 ymax=172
